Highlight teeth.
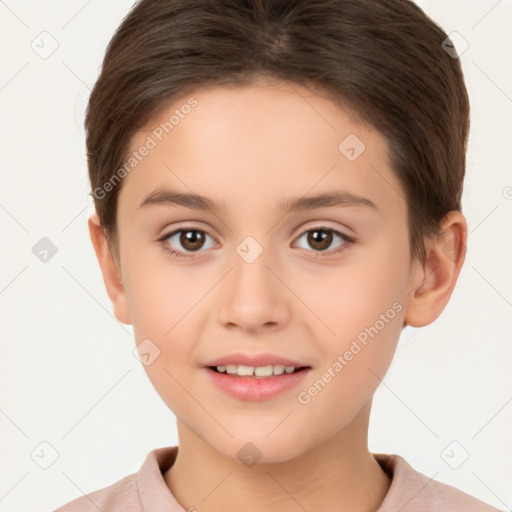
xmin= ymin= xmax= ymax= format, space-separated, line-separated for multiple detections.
xmin=236 ymin=365 xmax=254 ymax=376
xmin=216 ymin=364 xmax=300 ymax=377
xmin=272 ymin=365 xmax=285 ymax=375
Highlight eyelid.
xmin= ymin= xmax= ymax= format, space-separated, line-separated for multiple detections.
xmin=294 ymin=220 xmax=354 ymax=240
xmin=158 ymin=219 xmax=353 ymax=241
xmin=157 ymin=224 xmax=218 ymax=249
xmin=157 ymin=221 xmax=354 ymax=257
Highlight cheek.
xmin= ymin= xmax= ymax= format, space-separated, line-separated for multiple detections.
xmin=122 ymin=242 xmax=207 ymax=337
xmin=126 ymin=267 xmax=202 ymax=418
xmin=298 ymin=253 xmax=407 ymax=347
xmin=293 ymin=248 xmax=406 ymax=407
xmin=295 ymin=301 xmax=403 ymax=438
xmin=121 ymin=255 xmax=207 ymax=405
xmin=128 ymin=282 xmax=201 ymax=371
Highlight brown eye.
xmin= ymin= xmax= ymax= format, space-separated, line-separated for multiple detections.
xmin=160 ymin=227 xmax=216 ymax=257
xmin=179 ymin=230 xmax=206 ymax=251
xmin=307 ymin=229 xmax=333 ymax=251
xmin=294 ymin=227 xmax=352 ymax=255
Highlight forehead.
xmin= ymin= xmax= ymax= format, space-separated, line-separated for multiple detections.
xmin=120 ymin=81 xmax=404 ymax=220
xmin=137 ymin=80 xmax=370 ymax=152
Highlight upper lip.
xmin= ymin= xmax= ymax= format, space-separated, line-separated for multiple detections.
xmin=203 ymin=352 xmax=311 ymax=368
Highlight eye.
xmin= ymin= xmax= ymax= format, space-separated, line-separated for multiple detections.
xmin=293 ymin=226 xmax=353 ymax=256
xmin=158 ymin=225 xmax=353 ymax=259
xmin=158 ymin=227 xmax=216 ymax=258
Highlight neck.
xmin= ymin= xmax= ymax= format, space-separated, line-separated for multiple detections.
xmin=164 ymin=402 xmax=391 ymax=512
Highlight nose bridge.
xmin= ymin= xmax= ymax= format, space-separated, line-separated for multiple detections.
xmin=226 ymin=206 xmax=292 ymax=290
xmin=217 ymin=231 xmax=289 ymax=330
xmin=231 ymin=233 xmax=275 ymax=295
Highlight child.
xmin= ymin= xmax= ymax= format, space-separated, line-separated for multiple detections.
xmin=55 ymin=0 xmax=502 ymax=510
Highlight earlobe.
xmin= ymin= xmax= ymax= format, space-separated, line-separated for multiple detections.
xmin=403 ymin=211 xmax=467 ymax=328
xmin=88 ymin=213 xmax=132 ymax=325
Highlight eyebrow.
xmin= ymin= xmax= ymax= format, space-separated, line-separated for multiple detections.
xmin=139 ymin=187 xmax=378 ymax=214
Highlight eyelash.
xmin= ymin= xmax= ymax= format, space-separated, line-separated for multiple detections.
xmin=157 ymin=225 xmax=354 ymax=259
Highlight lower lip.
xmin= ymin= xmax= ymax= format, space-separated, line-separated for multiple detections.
xmin=204 ymin=367 xmax=311 ymax=401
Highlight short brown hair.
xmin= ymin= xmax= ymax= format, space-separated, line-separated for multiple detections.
xmin=86 ymin=0 xmax=470 ymax=266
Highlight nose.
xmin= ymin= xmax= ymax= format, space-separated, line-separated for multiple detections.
xmin=217 ymin=244 xmax=291 ymax=334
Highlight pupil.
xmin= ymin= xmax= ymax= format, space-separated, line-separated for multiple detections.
xmin=182 ymin=230 xmax=204 ymax=250
xmin=309 ymin=229 xmax=331 ymax=250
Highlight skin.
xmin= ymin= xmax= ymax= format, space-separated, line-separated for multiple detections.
xmin=89 ymin=80 xmax=467 ymax=512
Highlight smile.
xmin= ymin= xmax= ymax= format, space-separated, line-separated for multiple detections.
xmin=204 ymin=366 xmax=311 ymax=401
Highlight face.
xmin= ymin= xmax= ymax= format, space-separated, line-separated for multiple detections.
xmin=112 ymin=81 xmax=419 ymax=463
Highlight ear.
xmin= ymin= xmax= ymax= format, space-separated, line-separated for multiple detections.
xmin=403 ymin=210 xmax=468 ymax=327
xmin=88 ymin=213 xmax=132 ymax=325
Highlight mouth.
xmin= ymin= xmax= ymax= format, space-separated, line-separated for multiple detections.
xmin=203 ymin=364 xmax=312 ymax=401
xmin=207 ymin=364 xmax=310 ymax=378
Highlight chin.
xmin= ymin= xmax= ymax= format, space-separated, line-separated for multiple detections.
xmin=206 ymin=430 xmax=312 ymax=466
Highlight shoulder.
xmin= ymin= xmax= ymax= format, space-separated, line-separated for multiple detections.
xmin=53 ymin=473 xmax=140 ymax=512
xmin=375 ymin=453 xmax=503 ymax=512
xmin=53 ymin=446 xmax=182 ymax=512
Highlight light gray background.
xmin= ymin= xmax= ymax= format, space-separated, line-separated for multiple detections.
xmin=0 ymin=1 xmax=511 ymax=511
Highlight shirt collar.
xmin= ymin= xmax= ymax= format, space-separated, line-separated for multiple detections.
xmin=137 ymin=447 xmax=443 ymax=512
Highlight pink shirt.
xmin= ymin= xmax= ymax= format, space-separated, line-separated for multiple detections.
xmin=54 ymin=446 xmax=501 ymax=511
